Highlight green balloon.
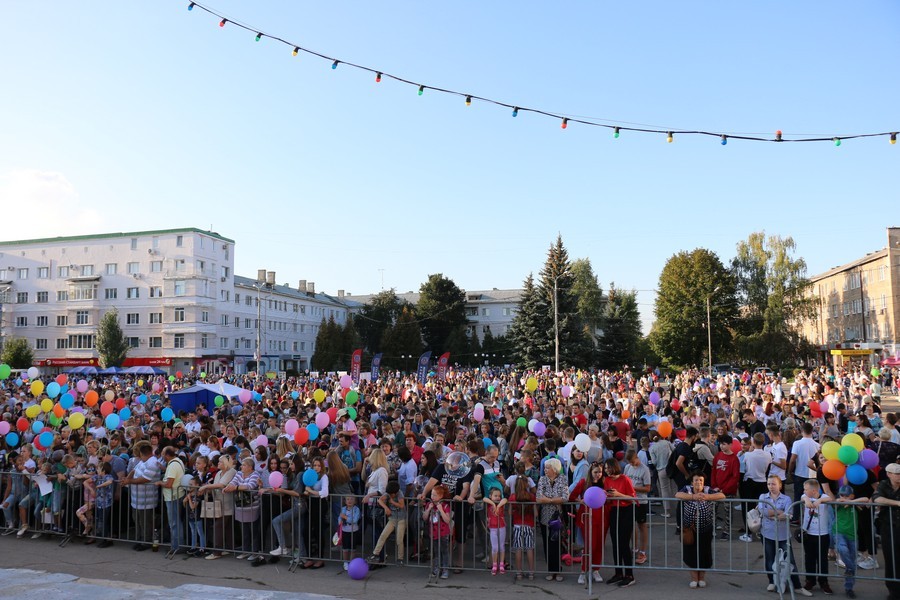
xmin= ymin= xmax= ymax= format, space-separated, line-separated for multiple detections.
xmin=200 ymin=372 xmax=207 ymax=378
xmin=516 ymin=417 xmax=528 ymax=428
xmin=346 ymin=390 xmax=359 ymax=405
xmin=214 ymin=395 xmax=224 ymax=407
xmin=838 ymin=445 xmax=859 ymax=466
xmin=49 ymin=414 xmax=62 ymax=427
xmin=168 ymin=375 xmax=176 ymax=382
xmin=0 ymin=364 xmax=10 ymax=380
xmin=347 ymin=407 xmax=357 ymax=420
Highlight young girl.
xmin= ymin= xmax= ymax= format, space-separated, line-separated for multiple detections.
xmin=483 ymin=487 xmax=508 ymax=575
xmin=76 ymin=463 xmax=98 ymax=537
xmin=183 ymin=474 xmax=207 ymax=557
xmin=423 ymin=484 xmax=452 ymax=580
xmin=509 ymin=465 xmax=536 ymax=580
xmin=369 ymin=480 xmax=408 ymax=564
xmin=339 ymin=495 xmax=361 ymax=570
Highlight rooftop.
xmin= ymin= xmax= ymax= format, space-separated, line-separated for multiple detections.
xmin=0 ymin=227 xmax=235 ymax=247
xmin=810 ymin=248 xmax=889 ymax=282
xmin=233 ymin=275 xmax=363 ymax=309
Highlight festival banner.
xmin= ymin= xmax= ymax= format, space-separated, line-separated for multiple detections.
xmin=370 ymin=353 xmax=383 ymax=381
xmin=416 ymin=351 xmax=432 ymax=385
xmin=350 ymin=348 xmax=363 ymax=384
xmin=436 ymin=352 xmax=451 ymax=380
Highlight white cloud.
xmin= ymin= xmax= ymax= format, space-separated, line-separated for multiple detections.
xmin=0 ymin=169 xmax=106 ymax=238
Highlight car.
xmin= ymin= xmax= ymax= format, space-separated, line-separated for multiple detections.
xmin=754 ymin=367 xmax=775 ymax=377
xmin=712 ymin=364 xmax=732 ymax=376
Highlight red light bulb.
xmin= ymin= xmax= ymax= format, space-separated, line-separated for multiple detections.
xmin=219 ymin=19 xmax=227 ymax=27
xmin=561 ymin=118 xmax=568 ymax=130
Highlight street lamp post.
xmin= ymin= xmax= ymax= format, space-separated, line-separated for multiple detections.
xmin=707 ymin=285 xmax=721 ymax=377
xmin=553 ymin=269 xmax=570 ymax=374
xmin=251 ymin=281 xmax=270 ymax=379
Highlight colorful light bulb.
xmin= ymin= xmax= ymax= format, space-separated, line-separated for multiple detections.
xmin=613 ymin=126 xmax=620 ymax=138
xmin=255 ymin=33 xmax=262 ymax=42
xmin=375 ymin=72 xmax=382 ymax=83
xmin=465 ymin=95 xmax=472 ymax=106
xmin=292 ymin=47 xmax=299 ymax=57
xmin=418 ymin=85 xmax=424 ymax=96
xmin=833 ymin=137 xmax=841 ymax=147
xmin=188 ymin=2 xmax=194 ymax=10
xmin=332 ymin=60 xmax=339 ymax=69
xmin=891 ymin=133 xmax=897 ymax=145
xmin=219 ymin=18 xmax=227 ymax=27
xmin=666 ymin=132 xmax=674 ymax=143
xmin=512 ymin=107 xmax=519 ymax=117
xmin=721 ymin=135 xmax=727 ymax=146
xmin=561 ymin=118 xmax=568 ymax=130
xmin=775 ymin=130 xmax=783 ymax=142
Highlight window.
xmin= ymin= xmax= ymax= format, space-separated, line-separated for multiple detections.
xmin=174 ymin=281 xmax=186 ymax=296
xmin=151 ymin=261 xmax=162 ymax=273
xmin=127 ymin=287 xmax=139 ymax=299
xmin=127 ymin=262 xmax=140 ymax=275
xmin=243 ymin=318 xmax=250 ymax=329
xmin=36 ymin=316 xmax=48 ymax=327
xmin=57 ymin=290 xmax=68 ymax=302
xmin=149 ymin=337 xmax=162 ymax=348
xmin=81 ymin=265 xmax=94 ymax=276
xmin=58 ymin=266 xmax=69 ymax=278
xmin=880 ymin=265 xmax=887 ymax=281
xmin=199 ymin=236 xmax=205 ymax=249
xmin=127 ymin=337 xmax=140 ymax=348
xmin=300 ymin=341 xmax=306 ymax=351
xmin=56 ymin=338 xmax=69 ymax=350
xmin=174 ymin=334 xmax=185 ymax=349
xmin=35 ymin=339 xmax=47 ymax=350
xmin=201 ymin=310 xmax=209 ymax=323
xmin=106 ymin=263 xmax=117 ymax=275
xmin=221 ymin=314 xmax=230 ymax=326
xmin=174 ymin=307 xmax=185 ymax=322
xmin=220 ymin=337 xmax=229 ymax=349
xmin=234 ymin=338 xmax=240 ymax=350
xmin=17 ymin=268 xmax=28 ymax=280
xmin=221 ymin=266 xmax=230 ymax=278
xmin=481 ymin=308 xmax=491 ymax=316
xmin=201 ymin=334 xmax=208 ymax=349
xmin=76 ymin=310 xmax=89 ymax=325
xmin=150 ymin=286 xmax=162 ymax=298
xmin=38 ymin=267 xmax=49 ymax=279
xmin=196 ymin=260 xmax=205 ymax=273
xmin=150 ymin=312 xmax=162 ymax=324
xmin=15 ymin=316 xmax=27 ymax=327
xmin=220 ymin=290 xmax=230 ymax=302
xmin=57 ymin=315 xmax=68 ymax=326
xmin=502 ymin=307 xmax=514 ymax=316
xmin=105 ymin=288 xmax=118 ymax=300
xmin=152 ymin=236 xmax=159 ymax=249
xmin=293 ymin=341 xmax=298 ymax=352
xmin=126 ymin=313 xmax=140 ymax=325
xmin=176 ymin=235 xmax=183 ymax=247
xmin=16 ymin=292 xmax=27 ymax=304
xmin=245 ymin=339 xmax=251 ymax=349
xmin=36 ymin=291 xmax=48 ymax=303
xmin=69 ymin=283 xmax=97 ymax=300
xmin=131 ymin=238 xmax=138 ymax=250
xmin=246 ymin=296 xmax=252 ymax=306
xmin=234 ymin=318 xmax=239 ymax=328
xmin=175 ymin=259 xmax=185 ymax=272
xmin=235 ymin=293 xmax=240 ymax=304
xmin=68 ymin=334 xmax=94 ymax=349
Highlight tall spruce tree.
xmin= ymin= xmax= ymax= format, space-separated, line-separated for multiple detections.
xmin=597 ymin=284 xmax=642 ymax=369
xmin=380 ymin=306 xmax=424 ymax=369
xmin=507 ymin=273 xmax=551 ymax=368
xmin=538 ymin=235 xmax=591 ymax=368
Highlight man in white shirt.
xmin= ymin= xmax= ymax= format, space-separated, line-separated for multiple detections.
xmin=764 ymin=425 xmax=788 ymax=481
xmin=740 ymin=433 xmax=772 ymax=542
xmin=87 ymin=415 xmax=107 ymax=441
xmin=558 ymin=427 xmax=576 ymax=466
xmin=788 ymin=422 xmax=820 ymax=521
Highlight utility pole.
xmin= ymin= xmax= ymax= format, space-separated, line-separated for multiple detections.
xmin=0 ymin=285 xmax=8 ymax=354
xmin=707 ymin=285 xmax=721 ymax=376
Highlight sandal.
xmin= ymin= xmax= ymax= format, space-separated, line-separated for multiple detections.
xmin=546 ymin=575 xmax=556 ymax=581
xmin=554 ymin=574 xmax=564 ymax=582
xmin=528 ymin=573 xmax=535 ymax=580
xmin=516 ymin=573 xmax=524 ymax=581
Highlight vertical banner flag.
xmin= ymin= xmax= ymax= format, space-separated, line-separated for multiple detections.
xmin=350 ymin=349 xmax=363 ymax=384
xmin=370 ymin=353 xmax=383 ymax=381
xmin=436 ymin=352 xmax=451 ymax=380
xmin=416 ymin=351 xmax=432 ymax=386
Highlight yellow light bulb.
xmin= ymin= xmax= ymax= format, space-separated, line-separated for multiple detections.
xmin=666 ymin=132 xmax=674 ymax=143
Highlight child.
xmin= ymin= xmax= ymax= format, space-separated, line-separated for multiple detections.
xmin=423 ymin=484 xmax=452 ymax=580
xmin=76 ymin=463 xmax=98 ymax=536
xmin=369 ymin=480 xmax=407 ymax=565
xmin=710 ymin=434 xmax=739 ymax=539
xmin=509 ymin=467 xmax=536 ymax=580
xmin=339 ymin=495 xmax=362 ymax=570
xmin=483 ymin=487 xmax=508 ymax=575
xmin=93 ymin=462 xmax=115 ymax=546
xmin=182 ymin=474 xmax=207 ymax=557
xmin=833 ymin=485 xmax=864 ymax=599
xmin=800 ymin=479 xmax=833 ymax=595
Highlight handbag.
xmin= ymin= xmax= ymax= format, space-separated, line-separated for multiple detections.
xmin=746 ymin=508 xmax=762 ymax=534
xmin=201 ymin=497 xmax=223 ymax=519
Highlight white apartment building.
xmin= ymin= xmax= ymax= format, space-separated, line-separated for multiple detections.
xmin=0 ymin=228 xmax=356 ymax=376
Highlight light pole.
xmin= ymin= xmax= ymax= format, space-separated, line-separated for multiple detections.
xmin=251 ymin=281 xmax=270 ymax=379
xmin=707 ymin=285 xmax=721 ymax=377
xmin=0 ymin=285 xmax=8 ymax=354
xmin=553 ymin=269 xmax=570 ymax=374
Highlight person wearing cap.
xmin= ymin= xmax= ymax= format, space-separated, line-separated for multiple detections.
xmin=833 ymin=485 xmax=864 ymax=598
xmin=873 ymin=462 xmax=900 ymax=599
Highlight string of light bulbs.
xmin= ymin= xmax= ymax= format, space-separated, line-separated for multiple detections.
xmin=186 ymin=2 xmax=898 ymax=146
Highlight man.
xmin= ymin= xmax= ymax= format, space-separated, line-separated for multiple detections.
xmin=184 ymin=412 xmax=201 ymax=435
xmin=872 ymin=462 xmax=900 ymax=600
xmin=123 ymin=441 xmax=160 ymax=550
xmin=88 ymin=415 xmax=107 ymax=441
xmin=558 ymin=427 xmax=576 ymax=466
xmin=338 ymin=433 xmax=363 ymax=494
xmin=155 ymin=446 xmax=186 ymax=554
xmin=789 ymin=423 xmax=820 ymax=521
xmin=741 ymin=433 xmax=772 ymax=542
xmin=649 ymin=430 xmax=675 ymax=518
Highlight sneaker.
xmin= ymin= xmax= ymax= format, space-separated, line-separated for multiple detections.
xmin=636 ymin=551 xmax=647 ymax=564
xmin=205 ymin=553 xmax=221 ymax=560
xmin=30 ymin=532 xmax=42 ymax=539
xmin=767 ymin=584 xmax=777 ymax=592
xmin=1 ymin=528 xmax=15 ymax=536
xmin=698 ymin=581 xmax=707 ymax=588
xmin=343 ymin=561 xmax=349 ymax=571
xmin=836 ymin=557 xmax=846 ymax=569
xmin=440 ymin=570 xmax=449 ymax=579
xmin=859 ymin=557 xmax=878 ymax=570
xmin=367 ymin=554 xmax=383 ymax=563
xmin=592 ymin=570 xmax=603 ymax=583
xmin=740 ymin=534 xmax=754 ymax=542
xmin=846 ymin=591 xmax=856 ymax=599
xmin=17 ymin=525 xmax=28 ymax=538
xmin=246 ymin=555 xmax=255 ymax=561
xmin=269 ymin=547 xmax=287 ymax=556
xmin=617 ymin=577 xmax=635 ymax=587
xmin=799 ymin=587 xmax=813 ymax=597
xmin=607 ymin=575 xmax=624 ymax=585
xmin=578 ymin=574 xmax=586 ymax=585
xmin=690 ymin=581 xmax=698 ymax=588
xmin=660 ymin=513 xmax=672 ymax=519
xmin=821 ymin=583 xmax=834 ymax=595
xmin=236 ymin=553 xmax=248 ymax=560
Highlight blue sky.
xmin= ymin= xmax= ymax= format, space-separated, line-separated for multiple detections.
xmin=1 ymin=1 xmax=897 ymax=333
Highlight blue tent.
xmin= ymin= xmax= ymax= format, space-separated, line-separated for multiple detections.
xmin=124 ymin=366 xmax=167 ymax=375
xmin=169 ymin=382 xmax=245 ymax=414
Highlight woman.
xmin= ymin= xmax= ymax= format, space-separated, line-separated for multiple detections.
xmin=200 ymin=454 xmax=236 ymax=559
xmin=363 ymin=448 xmax=390 ymax=558
xmin=304 ymin=456 xmax=330 ymax=568
xmin=275 ymin=437 xmax=294 ymax=460
xmin=675 ymin=472 xmax=725 ymax=588
xmin=537 ymin=458 xmax=568 ymax=582
xmin=268 ymin=454 xmax=309 ymax=562
xmin=567 ymin=447 xmax=589 ymax=494
xmin=227 ymin=457 xmax=262 ymax=563
xmin=570 ymin=461 xmax=606 ymax=584
xmin=875 ymin=427 xmax=900 ymax=480
xmin=758 ymin=475 xmax=807 ymax=594
xmin=327 ymin=450 xmax=353 ymax=530
xmin=604 ymin=457 xmax=636 ymax=587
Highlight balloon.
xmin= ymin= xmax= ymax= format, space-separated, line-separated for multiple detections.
xmin=137 ymin=394 xmax=147 ymax=404
xmin=584 ymin=486 xmax=607 ymax=509
xmin=214 ymin=395 xmax=224 ymax=407
xmin=671 ymin=400 xmax=681 ymax=412
xmin=161 ymin=407 xmax=174 ymax=422
xmin=68 ymin=412 xmax=85 ymax=430
xmin=346 ymin=390 xmax=359 ymax=405
xmin=27 ymin=366 xmax=40 ymax=380
xmin=294 ymin=428 xmax=309 ymax=445
xmin=822 ymin=441 xmax=841 ymax=461
xmin=25 ymin=404 xmax=41 ymax=419
xmin=313 ymin=389 xmax=326 ymax=403
xmin=48 ymin=414 xmax=62 ymax=427
xmin=525 ymin=377 xmax=538 ymax=392
xmin=103 ymin=390 xmax=114 ymax=402
xmin=487 ymin=386 xmax=495 ymax=394
xmin=76 ymin=379 xmax=89 ymax=393
xmin=255 ymin=434 xmax=268 ymax=448
xmin=348 ymin=557 xmax=369 ymax=580
xmin=99 ymin=401 xmax=114 ymax=417
xmin=561 ymin=385 xmax=572 ymax=398
xmin=6 ymin=432 xmax=19 ymax=446
xmin=574 ymin=433 xmax=591 ymax=453
xmin=527 ymin=418 xmax=538 ymax=432
xmin=268 ymin=471 xmax=284 ymax=489
xmin=731 ymin=439 xmax=741 ymax=453
xmin=85 ymin=390 xmax=99 ymax=406
xmin=54 ymin=373 xmax=67 ymax=386
xmin=842 ymin=434 xmax=864 ymax=452
xmin=326 ymin=407 xmax=339 ymax=423
xmin=137 ymin=379 xmax=144 ymax=387
xmin=152 ymin=382 xmax=161 ymax=393
xmin=14 ymin=378 xmax=22 ymax=386
xmin=302 ymin=469 xmax=318 ymax=487
xmin=822 ymin=460 xmax=846 ymax=481
xmin=32 ymin=420 xmax=45 ymax=434
xmin=0 ymin=422 xmax=7 ymax=436
xmin=281 ymin=418 xmax=297 ymax=435
xmin=0 ymin=364 xmax=10 ymax=379
xmin=52 ymin=403 xmax=65 ymax=418
xmin=340 ymin=375 xmax=352 ymax=389
xmin=649 ymin=391 xmax=661 ymax=405
xmin=839 ymin=446 xmax=860 ymax=466
xmin=31 ymin=380 xmax=45 ymax=396
xmin=16 ymin=417 xmax=29 ymax=432
xmin=516 ymin=417 xmax=528 ymax=429
xmin=59 ymin=393 xmax=74 ymax=410
xmin=176 ymin=371 xmax=183 ymax=378
xmin=315 ymin=412 xmax=330 ymax=429
xmin=306 ymin=423 xmax=320 ymax=441
xmin=347 ymin=407 xmax=357 ymax=420
xmin=253 ymin=391 xmax=263 ymax=402
xmin=291 ymin=391 xmax=300 ymax=400
xmin=40 ymin=398 xmax=53 ymax=413
xmin=444 ymin=452 xmax=472 ymax=478
xmin=533 ymin=421 xmax=547 ymax=437
xmin=622 ymin=410 xmax=631 ymax=419
xmin=657 ymin=421 xmax=673 ymax=438
xmin=846 ymin=464 xmax=868 ymax=485
xmin=105 ymin=414 xmax=120 ymax=429
xmin=168 ymin=375 xmax=176 ymax=382
xmin=38 ymin=431 xmax=54 ymax=447
xmin=482 ymin=437 xmax=493 ymax=449
xmin=859 ymin=449 xmax=879 ymax=470
xmin=115 ymin=397 xmax=126 ymax=410
xmin=46 ymin=382 xmax=61 ymax=399
xmin=239 ymin=389 xmax=252 ymax=404
xmin=119 ymin=407 xmax=132 ymax=421
xmin=200 ymin=372 xmax=207 ymax=379
xmin=473 ymin=408 xmax=485 ymax=422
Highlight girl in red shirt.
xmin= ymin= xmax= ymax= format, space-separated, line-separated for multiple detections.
xmin=484 ymin=487 xmax=508 ymax=575
xmin=604 ymin=458 xmax=637 ymax=587
xmin=570 ymin=462 xmax=608 ymax=584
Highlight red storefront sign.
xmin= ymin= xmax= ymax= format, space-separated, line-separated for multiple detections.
xmin=38 ymin=358 xmax=99 ymax=367
xmin=122 ymin=357 xmax=173 ymax=367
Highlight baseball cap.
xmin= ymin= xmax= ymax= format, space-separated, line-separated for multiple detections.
xmin=886 ymin=463 xmax=900 ymax=475
xmin=838 ymin=485 xmax=854 ymax=497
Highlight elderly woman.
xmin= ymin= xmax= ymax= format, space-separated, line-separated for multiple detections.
xmin=537 ymin=457 xmax=568 ymax=582
xmin=227 ymin=457 xmax=263 ymax=563
xmin=675 ymin=472 xmax=725 ymax=588
xmin=200 ymin=454 xmax=236 ymax=559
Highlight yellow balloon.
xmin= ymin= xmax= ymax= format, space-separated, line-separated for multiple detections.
xmin=841 ymin=433 xmax=864 ymax=452
xmin=68 ymin=412 xmax=85 ymax=430
xmin=822 ymin=440 xmax=841 ymax=461
xmin=31 ymin=380 xmax=45 ymax=396
xmin=104 ymin=389 xmax=115 ymax=402
xmin=526 ymin=377 xmax=538 ymax=392
xmin=26 ymin=404 xmax=41 ymax=419
xmin=137 ymin=379 xmax=144 ymax=387
xmin=40 ymin=398 xmax=53 ymax=413
xmin=313 ymin=389 xmax=326 ymax=403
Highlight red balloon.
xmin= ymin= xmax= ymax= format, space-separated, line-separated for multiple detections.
xmin=16 ymin=417 xmax=29 ymax=432
xmin=294 ymin=428 xmax=309 ymax=445
xmin=672 ymin=400 xmax=681 ymax=412
xmin=341 ymin=388 xmax=349 ymax=399
xmin=176 ymin=371 xmax=183 ymax=378
xmin=33 ymin=438 xmax=45 ymax=452
xmin=731 ymin=439 xmax=741 ymax=453
xmin=55 ymin=374 xmax=68 ymax=386
xmin=115 ymin=397 xmax=126 ymax=410
xmin=100 ymin=401 xmax=114 ymax=417
xmin=326 ymin=407 xmax=339 ymax=423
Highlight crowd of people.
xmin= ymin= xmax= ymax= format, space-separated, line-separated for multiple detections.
xmin=1 ymin=362 xmax=900 ymax=597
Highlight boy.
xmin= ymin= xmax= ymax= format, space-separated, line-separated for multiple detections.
xmin=800 ymin=479 xmax=833 ymax=595
xmin=710 ymin=434 xmax=739 ymax=539
xmin=833 ymin=485 xmax=863 ymax=598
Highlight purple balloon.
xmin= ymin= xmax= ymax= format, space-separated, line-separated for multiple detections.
xmin=533 ymin=421 xmax=547 ymax=437
xmin=858 ymin=449 xmax=878 ymax=470
xmin=584 ymin=486 xmax=607 ymax=509
xmin=709 ymin=383 xmax=717 ymax=391
xmin=649 ymin=391 xmax=661 ymax=405
xmin=348 ymin=557 xmax=369 ymax=580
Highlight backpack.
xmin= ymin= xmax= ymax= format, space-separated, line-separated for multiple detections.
xmin=665 ymin=445 xmax=680 ymax=478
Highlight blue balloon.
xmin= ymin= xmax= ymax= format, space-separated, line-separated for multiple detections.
xmin=291 ymin=391 xmax=299 ymax=400
xmin=32 ymin=420 xmax=45 ymax=434
xmin=59 ymin=384 xmax=68 ymax=396
xmin=137 ymin=394 xmax=147 ymax=404
xmin=105 ymin=414 xmax=120 ymax=430
xmin=846 ymin=464 xmax=868 ymax=485
xmin=306 ymin=423 xmax=320 ymax=441
xmin=302 ymin=468 xmax=319 ymax=487
xmin=483 ymin=437 xmax=492 ymax=449
xmin=253 ymin=392 xmax=262 ymax=402
xmin=59 ymin=393 xmax=75 ymax=410
xmin=161 ymin=407 xmax=174 ymax=422
xmin=14 ymin=378 xmax=22 ymax=386
xmin=39 ymin=431 xmax=54 ymax=447
xmin=6 ymin=432 xmax=20 ymax=446
xmin=46 ymin=382 xmax=61 ymax=399
xmin=119 ymin=407 xmax=132 ymax=421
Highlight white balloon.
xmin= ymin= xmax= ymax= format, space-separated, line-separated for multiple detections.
xmin=474 ymin=403 xmax=484 ymax=412
xmin=27 ymin=367 xmax=40 ymax=380
xmin=574 ymin=433 xmax=591 ymax=454
xmin=528 ymin=418 xmax=538 ymax=433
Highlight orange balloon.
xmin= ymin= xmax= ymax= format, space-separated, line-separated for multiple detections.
xmin=622 ymin=410 xmax=631 ymax=419
xmin=85 ymin=390 xmax=99 ymax=407
xmin=657 ymin=421 xmax=673 ymax=438
xmin=822 ymin=459 xmax=846 ymax=481
xmin=52 ymin=403 xmax=65 ymax=418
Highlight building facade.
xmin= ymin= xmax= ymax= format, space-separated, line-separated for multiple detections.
xmin=0 ymin=228 xmax=355 ymax=376
xmin=800 ymin=227 xmax=900 ymax=367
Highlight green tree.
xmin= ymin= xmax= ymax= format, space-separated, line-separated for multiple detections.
xmin=353 ymin=289 xmax=409 ymax=353
xmin=597 ymin=284 xmax=642 ymax=369
xmin=538 ymin=235 xmax=591 ymax=368
xmin=312 ymin=316 xmax=342 ymax=371
xmin=570 ymin=258 xmax=605 ymax=345
xmin=0 ymin=337 xmax=34 ymax=369
xmin=380 ymin=307 xmax=423 ymax=369
xmin=417 ymin=274 xmax=467 ymax=352
xmin=507 ymin=273 xmax=551 ymax=368
xmin=95 ymin=309 xmax=129 ymax=367
xmin=650 ymin=249 xmax=738 ymax=368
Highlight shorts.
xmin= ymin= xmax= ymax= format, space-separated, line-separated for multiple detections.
xmin=341 ymin=529 xmax=360 ymax=550
xmin=635 ymin=504 xmax=648 ymax=524
xmin=512 ymin=525 xmax=535 ymax=550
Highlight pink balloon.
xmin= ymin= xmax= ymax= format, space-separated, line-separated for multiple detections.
xmin=285 ymin=419 xmax=299 ymax=436
xmin=76 ymin=380 xmax=89 ymax=394
xmin=473 ymin=408 xmax=485 ymax=422
xmin=239 ymin=389 xmax=252 ymax=404
xmin=255 ymin=434 xmax=268 ymax=447
xmin=340 ymin=375 xmax=352 ymax=389
xmin=315 ymin=412 xmax=330 ymax=429
xmin=268 ymin=471 xmax=284 ymax=489
xmin=0 ymin=421 xmax=9 ymax=435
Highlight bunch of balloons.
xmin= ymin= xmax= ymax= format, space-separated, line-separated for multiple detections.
xmin=821 ymin=434 xmax=875 ymax=484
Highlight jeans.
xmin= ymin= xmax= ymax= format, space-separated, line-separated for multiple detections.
xmin=188 ymin=518 xmax=206 ymax=550
xmin=95 ymin=506 xmax=111 ymax=539
xmin=763 ymin=537 xmax=802 ymax=587
xmin=165 ymin=500 xmax=182 ymax=551
xmin=2 ymin=493 xmax=22 ymax=527
xmin=432 ymin=536 xmax=450 ymax=573
xmin=272 ymin=506 xmax=307 ymax=556
xmin=834 ymin=534 xmax=857 ymax=591
xmin=132 ymin=507 xmax=154 ymax=544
